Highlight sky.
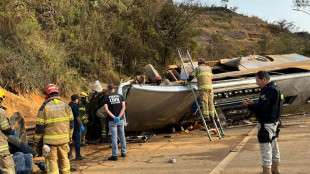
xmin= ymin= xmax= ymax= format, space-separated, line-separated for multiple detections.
xmin=183 ymin=0 xmax=310 ymax=32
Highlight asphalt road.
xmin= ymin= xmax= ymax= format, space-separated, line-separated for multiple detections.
xmin=33 ymin=115 xmax=310 ymax=174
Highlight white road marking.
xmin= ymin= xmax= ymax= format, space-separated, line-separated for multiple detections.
xmin=209 ymin=125 xmax=258 ymax=174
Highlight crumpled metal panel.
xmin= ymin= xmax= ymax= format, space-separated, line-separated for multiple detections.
xmin=238 ymin=54 xmax=310 ymax=70
xmin=123 ymin=54 xmax=310 ymax=131
xmin=125 ymin=85 xmax=194 ymax=131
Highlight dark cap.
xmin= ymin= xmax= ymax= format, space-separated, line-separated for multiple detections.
xmin=71 ymin=94 xmax=80 ymax=101
xmin=107 ymin=84 xmax=116 ymax=90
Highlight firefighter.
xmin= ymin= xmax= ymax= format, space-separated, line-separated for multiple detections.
xmin=33 ymin=84 xmax=73 ymax=174
xmin=182 ymin=58 xmax=214 ymax=121
xmin=78 ymin=92 xmax=89 ymax=146
xmin=96 ymin=106 xmax=109 ymax=143
xmin=242 ymin=71 xmax=283 ymax=174
xmin=0 ymin=90 xmax=17 ymax=174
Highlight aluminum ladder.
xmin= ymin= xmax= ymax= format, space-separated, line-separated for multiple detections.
xmin=177 ymin=49 xmax=224 ymax=140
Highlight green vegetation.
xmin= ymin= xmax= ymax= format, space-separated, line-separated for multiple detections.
xmin=0 ymin=0 xmax=309 ymax=94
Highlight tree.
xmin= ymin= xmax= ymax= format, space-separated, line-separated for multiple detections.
xmin=141 ymin=0 xmax=199 ymax=65
xmin=293 ymin=0 xmax=310 ymax=15
xmin=275 ymin=20 xmax=296 ymax=31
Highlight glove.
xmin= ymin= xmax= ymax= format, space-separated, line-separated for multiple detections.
xmin=114 ymin=117 xmax=120 ymax=124
xmin=13 ymin=131 xmax=18 ymax=137
xmin=42 ymin=144 xmax=51 ymax=157
xmin=81 ymin=125 xmax=85 ymax=132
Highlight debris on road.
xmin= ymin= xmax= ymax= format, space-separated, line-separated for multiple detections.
xmin=170 ymin=157 xmax=176 ymax=164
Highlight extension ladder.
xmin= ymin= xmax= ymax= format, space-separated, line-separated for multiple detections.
xmin=177 ymin=49 xmax=225 ymax=141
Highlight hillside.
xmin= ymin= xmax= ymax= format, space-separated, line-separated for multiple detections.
xmin=195 ymin=7 xmax=310 ymax=60
xmin=0 ymin=86 xmax=43 ymax=124
xmin=0 ymin=0 xmax=309 ymax=96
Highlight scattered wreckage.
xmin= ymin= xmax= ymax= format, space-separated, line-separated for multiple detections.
xmin=120 ymin=53 xmax=310 ymax=131
xmin=84 ymin=53 xmax=310 ymax=141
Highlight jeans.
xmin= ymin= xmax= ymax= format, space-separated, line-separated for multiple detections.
xmin=109 ymin=120 xmax=126 ymax=156
xmin=258 ymin=122 xmax=280 ymax=168
xmin=69 ymin=128 xmax=81 ymax=158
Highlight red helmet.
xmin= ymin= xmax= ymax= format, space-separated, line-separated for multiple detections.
xmin=198 ymin=58 xmax=205 ymax=65
xmin=154 ymin=76 xmax=162 ymax=84
xmin=45 ymin=84 xmax=59 ymax=95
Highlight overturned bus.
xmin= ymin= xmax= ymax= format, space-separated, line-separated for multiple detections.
xmin=119 ymin=54 xmax=310 ymax=131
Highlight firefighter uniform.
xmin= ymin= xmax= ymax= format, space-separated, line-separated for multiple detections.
xmin=0 ymin=108 xmax=15 ymax=174
xmin=96 ymin=106 xmax=108 ymax=140
xmin=185 ymin=65 xmax=214 ymax=118
xmin=34 ymin=96 xmax=74 ymax=174
xmin=77 ymin=100 xmax=88 ymax=146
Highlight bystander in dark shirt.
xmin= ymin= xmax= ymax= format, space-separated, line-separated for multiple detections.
xmin=69 ymin=102 xmax=80 ymax=130
xmin=103 ymin=93 xmax=124 ymax=122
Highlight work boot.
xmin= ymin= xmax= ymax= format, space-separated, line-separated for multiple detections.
xmin=71 ymin=167 xmax=77 ymax=172
xmin=99 ymin=138 xmax=109 ymax=144
xmin=271 ymin=162 xmax=280 ymax=174
xmin=121 ymin=153 xmax=126 ymax=158
xmin=108 ymin=156 xmax=118 ymax=161
xmin=204 ymin=115 xmax=210 ymax=121
xmin=75 ymin=156 xmax=86 ymax=161
xmin=262 ymin=166 xmax=272 ymax=174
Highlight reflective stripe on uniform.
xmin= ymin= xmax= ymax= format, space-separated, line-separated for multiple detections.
xmin=45 ymin=117 xmax=69 ymax=124
xmin=190 ymin=72 xmax=196 ymax=77
xmin=34 ymin=134 xmax=43 ymax=140
xmin=197 ymin=72 xmax=212 ymax=78
xmin=48 ymin=170 xmax=59 ymax=174
xmin=36 ymin=118 xmax=45 ymax=124
xmin=203 ymin=110 xmax=214 ymax=113
xmin=44 ymin=133 xmax=69 ymax=139
xmin=8 ymin=167 xmax=14 ymax=174
xmin=0 ymin=120 xmax=9 ymax=128
xmin=46 ymin=159 xmax=50 ymax=174
xmin=37 ymin=116 xmax=72 ymax=124
xmin=59 ymin=167 xmax=70 ymax=172
xmin=184 ymin=81 xmax=190 ymax=85
xmin=198 ymin=85 xmax=213 ymax=90
xmin=79 ymin=107 xmax=86 ymax=111
xmin=201 ymin=101 xmax=206 ymax=111
xmin=0 ymin=145 xmax=9 ymax=152
xmin=54 ymin=99 xmax=59 ymax=104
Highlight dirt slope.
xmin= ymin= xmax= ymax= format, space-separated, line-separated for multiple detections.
xmin=1 ymin=86 xmax=46 ymax=126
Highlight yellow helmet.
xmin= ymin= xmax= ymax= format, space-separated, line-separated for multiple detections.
xmin=0 ymin=90 xmax=5 ymax=101
xmin=80 ymin=92 xmax=88 ymax=98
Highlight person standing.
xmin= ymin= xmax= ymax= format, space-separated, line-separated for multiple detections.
xmin=68 ymin=94 xmax=86 ymax=161
xmin=0 ymin=90 xmax=17 ymax=174
xmin=96 ymin=106 xmax=109 ymax=143
xmin=242 ymin=71 xmax=283 ymax=174
xmin=182 ymin=58 xmax=214 ymax=121
xmin=33 ymin=84 xmax=74 ymax=174
xmin=103 ymin=84 xmax=126 ymax=161
xmin=77 ymin=92 xmax=89 ymax=146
